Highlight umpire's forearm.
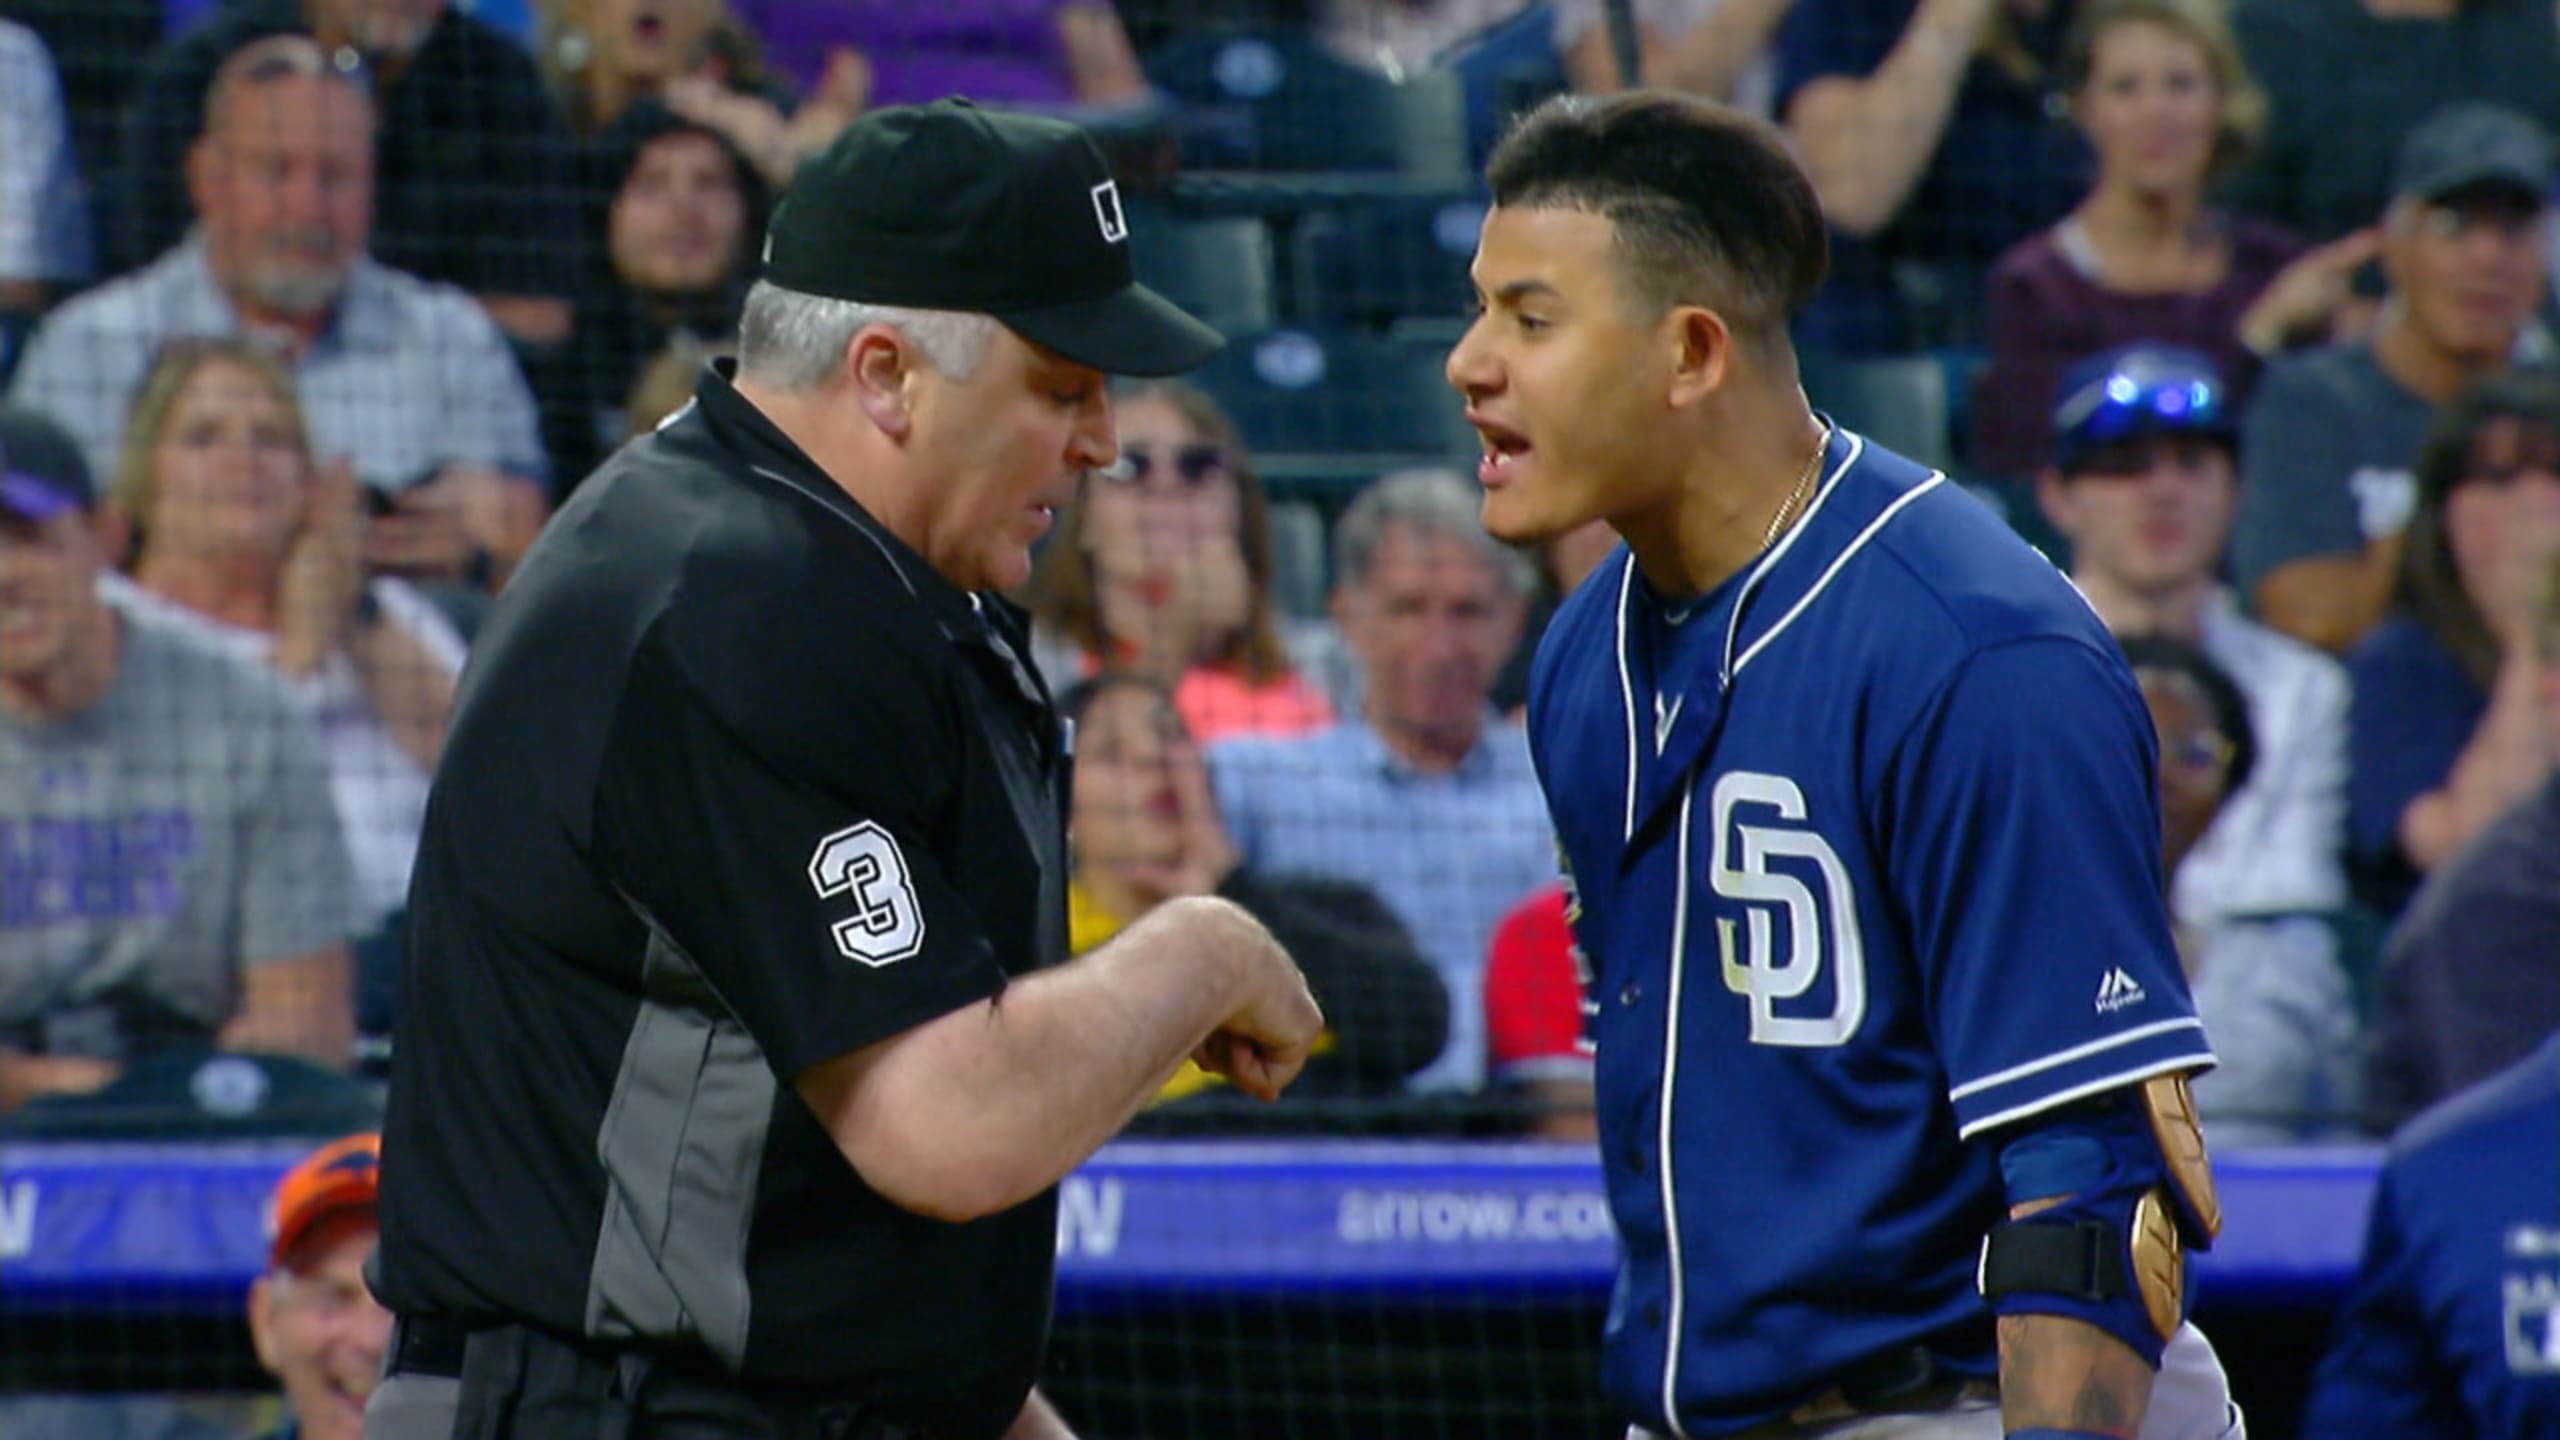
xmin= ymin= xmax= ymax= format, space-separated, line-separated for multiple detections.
xmin=1995 ymin=1312 xmax=2153 ymax=1439
xmin=794 ymin=897 xmax=1280 ymax=1222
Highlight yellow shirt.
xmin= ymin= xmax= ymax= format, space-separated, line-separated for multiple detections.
xmin=1068 ymin=879 xmax=1333 ymax=1105
xmin=1069 ymin=881 xmax=1223 ymax=1103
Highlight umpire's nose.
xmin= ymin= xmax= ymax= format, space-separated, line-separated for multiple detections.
xmin=1075 ymin=388 xmax=1119 ymax=474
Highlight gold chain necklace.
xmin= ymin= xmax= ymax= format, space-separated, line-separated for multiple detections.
xmin=1762 ymin=421 xmax=1831 ymax=551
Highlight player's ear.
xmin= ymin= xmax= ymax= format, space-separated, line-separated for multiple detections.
xmin=846 ymin=325 xmax=916 ymax=439
xmin=1663 ymin=305 xmax=1731 ymax=409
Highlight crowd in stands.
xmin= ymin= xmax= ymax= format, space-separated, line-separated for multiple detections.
xmin=4 ymin=0 xmax=2560 ymax=1168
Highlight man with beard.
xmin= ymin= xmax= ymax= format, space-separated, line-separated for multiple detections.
xmin=6 ymin=35 xmax=549 ymax=589
xmin=108 ymin=0 xmax=578 ymax=348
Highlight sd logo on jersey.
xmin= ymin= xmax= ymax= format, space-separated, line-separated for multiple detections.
xmin=1707 ymin=770 xmax=1866 ymax=1048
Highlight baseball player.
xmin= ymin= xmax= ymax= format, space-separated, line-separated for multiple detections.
xmin=1448 ymin=91 xmax=2241 ymax=1439
xmin=2301 ymin=1030 xmax=2560 ymax=1436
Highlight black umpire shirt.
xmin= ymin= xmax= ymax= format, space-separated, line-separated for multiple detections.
xmin=375 ymin=359 xmax=1069 ymax=1440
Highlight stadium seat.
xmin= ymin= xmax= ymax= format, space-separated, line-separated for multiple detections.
xmin=1190 ymin=326 xmax=1477 ymax=464
xmin=1128 ymin=210 xmax=1277 ymax=335
xmin=1143 ymin=30 xmax=1470 ymax=181
xmin=1265 ymin=498 xmax=1330 ymax=620
xmin=1799 ymin=349 xmax=1955 ymax=474
xmin=1433 ymin=2 xmax=1569 ymax=164
xmin=1287 ymin=191 xmax=1488 ymax=328
xmin=1147 ymin=30 xmax=1403 ymax=171
xmin=1386 ymin=69 xmax=1473 ymax=185
xmin=0 ymin=1049 xmax=381 ymax=1140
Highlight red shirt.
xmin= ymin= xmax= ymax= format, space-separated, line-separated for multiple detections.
xmin=1483 ymin=884 xmax=1592 ymax=1079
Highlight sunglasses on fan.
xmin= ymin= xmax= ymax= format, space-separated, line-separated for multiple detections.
xmin=1096 ymin=443 xmax=1230 ymax=488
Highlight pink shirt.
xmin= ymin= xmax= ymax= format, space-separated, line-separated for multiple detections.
xmin=1173 ymin=663 xmax=1333 ymax=745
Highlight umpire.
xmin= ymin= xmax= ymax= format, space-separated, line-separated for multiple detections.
xmin=365 ymin=98 xmax=1324 ymax=1440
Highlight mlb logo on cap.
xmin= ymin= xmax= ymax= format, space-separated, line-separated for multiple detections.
xmin=1092 ymin=181 xmax=1128 ymax=244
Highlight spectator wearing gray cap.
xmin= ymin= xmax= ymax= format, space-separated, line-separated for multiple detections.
xmin=2231 ymin=101 xmax=2556 ymax=657
xmin=0 ymin=405 xmax=360 ymax=1115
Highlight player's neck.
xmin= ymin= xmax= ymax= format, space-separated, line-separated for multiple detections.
xmin=1625 ymin=388 xmax=1826 ymax=606
xmin=2072 ymin=570 xmax=2210 ymax=641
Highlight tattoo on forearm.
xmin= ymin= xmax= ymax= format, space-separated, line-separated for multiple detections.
xmin=1997 ymin=1314 xmax=2148 ymax=1440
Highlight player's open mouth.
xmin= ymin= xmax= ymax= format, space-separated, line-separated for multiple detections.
xmin=1471 ymin=415 xmax=1531 ymax=486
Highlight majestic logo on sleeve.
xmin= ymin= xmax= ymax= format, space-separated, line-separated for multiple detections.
xmin=1091 ymin=181 xmax=1129 ymax=244
xmin=807 ymin=821 xmax=925 ymax=966
xmin=1708 ymin=771 xmax=1866 ymax=1047
xmin=2094 ymin=967 xmax=2149 ymax=1015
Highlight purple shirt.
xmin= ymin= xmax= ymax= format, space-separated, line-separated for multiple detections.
xmin=1971 ymin=214 xmax=2304 ymax=480
xmin=728 ymin=0 xmax=1079 ymax=103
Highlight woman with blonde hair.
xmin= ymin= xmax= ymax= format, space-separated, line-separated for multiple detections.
xmin=1971 ymin=0 xmax=2367 ymax=480
xmin=1024 ymin=380 xmax=1336 ymax=744
xmin=110 ymin=339 xmax=466 ymax=1026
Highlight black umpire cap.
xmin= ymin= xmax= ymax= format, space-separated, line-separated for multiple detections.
xmin=760 ymin=97 xmax=1223 ymax=378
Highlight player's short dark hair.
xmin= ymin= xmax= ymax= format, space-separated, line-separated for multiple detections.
xmin=2114 ymin=632 xmax=2257 ymax=796
xmin=1485 ymin=91 xmax=1828 ymax=340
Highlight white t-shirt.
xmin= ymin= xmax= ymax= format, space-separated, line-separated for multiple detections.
xmin=106 ymin=574 xmax=467 ymax=923
xmin=2176 ymin=591 xmax=2351 ymax=926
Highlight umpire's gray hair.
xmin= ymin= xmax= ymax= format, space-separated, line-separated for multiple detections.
xmin=1334 ymin=467 xmax=1535 ymax=598
xmin=735 ymin=280 xmax=1000 ymax=392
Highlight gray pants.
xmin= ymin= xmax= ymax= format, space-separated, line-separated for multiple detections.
xmin=365 ymin=1371 xmax=461 ymax=1440
xmin=1629 ymin=1322 xmax=2248 ymax=1440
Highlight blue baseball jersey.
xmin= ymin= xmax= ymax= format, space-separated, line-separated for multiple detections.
xmin=2301 ymin=1034 xmax=2560 ymax=1438
xmin=1524 ymin=428 xmax=2216 ymax=1436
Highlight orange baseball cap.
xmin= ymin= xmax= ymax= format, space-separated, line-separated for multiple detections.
xmin=266 ymin=1133 xmax=381 ymax=1270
